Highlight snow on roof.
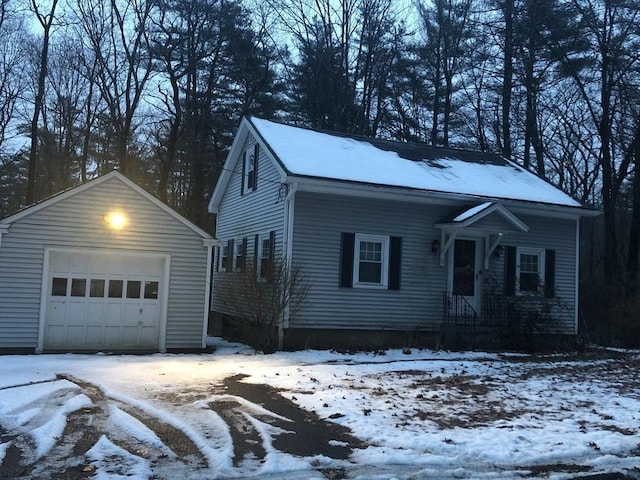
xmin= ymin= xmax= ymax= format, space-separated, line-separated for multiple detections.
xmin=453 ymin=202 xmax=494 ymax=222
xmin=250 ymin=117 xmax=582 ymax=208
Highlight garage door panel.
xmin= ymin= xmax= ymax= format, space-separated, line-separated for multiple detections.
xmin=44 ymin=250 xmax=165 ymax=352
xmin=86 ymin=326 xmax=104 ymax=344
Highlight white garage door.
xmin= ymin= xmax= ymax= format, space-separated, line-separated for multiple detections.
xmin=44 ymin=250 xmax=166 ymax=351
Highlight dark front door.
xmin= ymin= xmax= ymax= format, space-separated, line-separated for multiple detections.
xmin=451 ymin=239 xmax=479 ymax=312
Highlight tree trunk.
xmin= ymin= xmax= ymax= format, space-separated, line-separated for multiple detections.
xmin=501 ymin=0 xmax=513 ymax=158
xmin=26 ymin=0 xmax=58 ymax=204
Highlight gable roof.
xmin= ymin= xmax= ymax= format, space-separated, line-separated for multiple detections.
xmin=246 ymin=117 xmax=588 ymax=209
xmin=435 ymin=202 xmax=530 ymax=232
xmin=1 ymin=171 xmax=215 ymax=243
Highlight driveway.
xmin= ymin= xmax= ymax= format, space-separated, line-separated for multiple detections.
xmin=1 ymin=343 xmax=639 ymax=479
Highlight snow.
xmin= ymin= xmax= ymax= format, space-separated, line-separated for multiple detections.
xmin=0 ymin=342 xmax=638 ymax=479
xmin=250 ymin=117 xmax=581 ymax=207
xmin=453 ymin=202 xmax=494 ymax=222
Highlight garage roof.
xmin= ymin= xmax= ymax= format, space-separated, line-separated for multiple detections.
xmin=0 ymin=171 xmax=215 ymax=244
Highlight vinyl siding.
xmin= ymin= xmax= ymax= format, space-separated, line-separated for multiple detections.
xmin=290 ymin=191 xmax=578 ymax=335
xmin=0 ymin=177 xmax=209 ymax=350
xmin=290 ymin=191 xmax=449 ymax=331
xmin=484 ymin=213 xmax=578 ymax=334
xmin=213 ymin=134 xmax=286 ymax=314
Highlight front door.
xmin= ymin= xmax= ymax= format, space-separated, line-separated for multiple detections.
xmin=449 ymin=239 xmax=481 ymax=313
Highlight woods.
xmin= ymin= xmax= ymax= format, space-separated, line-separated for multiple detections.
xmin=0 ymin=0 xmax=639 ymax=344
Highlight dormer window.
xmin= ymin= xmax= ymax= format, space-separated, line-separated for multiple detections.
xmin=242 ymin=144 xmax=259 ymax=194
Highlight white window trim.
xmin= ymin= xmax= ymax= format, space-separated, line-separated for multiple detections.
xmin=233 ymin=240 xmax=243 ymax=271
xmin=353 ymin=233 xmax=389 ymax=289
xmin=219 ymin=244 xmax=229 ymax=273
xmin=244 ymin=147 xmax=256 ymax=193
xmin=516 ymin=247 xmax=545 ymax=295
xmin=258 ymin=234 xmax=271 ymax=280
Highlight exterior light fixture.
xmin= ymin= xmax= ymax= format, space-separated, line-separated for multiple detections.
xmin=431 ymin=239 xmax=440 ymax=255
xmin=105 ymin=211 xmax=128 ymax=230
xmin=494 ymin=245 xmax=504 ymax=259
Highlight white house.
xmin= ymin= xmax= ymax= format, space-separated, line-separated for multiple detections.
xmin=209 ymin=117 xmax=599 ymax=350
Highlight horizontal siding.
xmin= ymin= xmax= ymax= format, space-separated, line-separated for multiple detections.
xmin=212 ymin=135 xmax=285 ymax=314
xmin=485 ymin=214 xmax=578 ymax=334
xmin=291 ymin=191 xmax=578 ymax=335
xmin=291 ymin=192 xmax=448 ymax=331
xmin=0 ymin=177 xmax=209 ymax=350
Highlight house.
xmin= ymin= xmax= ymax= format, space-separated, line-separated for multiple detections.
xmin=208 ymin=117 xmax=599 ymax=350
xmin=0 ymin=171 xmax=216 ymax=354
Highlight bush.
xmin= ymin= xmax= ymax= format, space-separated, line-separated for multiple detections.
xmin=216 ymin=259 xmax=308 ymax=352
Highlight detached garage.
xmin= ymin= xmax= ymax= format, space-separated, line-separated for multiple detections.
xmin=0 ymin=171 xmax=216 ymax=353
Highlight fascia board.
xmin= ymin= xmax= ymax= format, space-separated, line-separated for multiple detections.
xmin=2 ymin=171 xmax=214 ymax=241
xmin=291 ymin=175 xmax=599 ymax=217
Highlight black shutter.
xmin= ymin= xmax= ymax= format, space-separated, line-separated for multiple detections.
xmin=227 ymin=239 xmax=234 ymax=271
xmin=545 ymin=249 xmax=556 ymax=298
xmin=504 ymin=246 xmax=516 ymax=296
xmin=240 ymin=151 xmax=246 ymax=195
xmin=214 ymin=246 xmax=219 ymax=273
xmin=254 ymin=234 xmax=259 ymax=272
xmin=388 ymin=236 xmax=402 ymax=290
xmin=253 ymin=144 xmax=259 ymax=190
xmin=241 ymin=237 xmax=248 ymax=270
xmin=340 ymin=233 xmax=355 ymax=288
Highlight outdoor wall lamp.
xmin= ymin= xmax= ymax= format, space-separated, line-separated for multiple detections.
xmin=494 ymin=245 xmax=504 ymax=259
xmin=105 ymin=210 xmax=128 ymax=230
xmin=431 ymin=239 xmax=440 ymax=255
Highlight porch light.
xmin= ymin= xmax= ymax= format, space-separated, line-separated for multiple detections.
xmin=494 ymin=245 xmax=504 ymax=259
xmin=105 ymin=211 xmax=128 ymax=230
xmin=431 ymin=239 xmax=440 ymax=255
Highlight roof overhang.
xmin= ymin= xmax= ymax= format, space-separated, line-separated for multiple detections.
xmin=435 ymin=202 xmax=530 ymax=232
xmin=208 ymin=116 xmax=288 ymax=214
xmin=288 ymin=174 xmax=600 ymax=219
xmin=1 ymin=171 xmax=216 ymax=245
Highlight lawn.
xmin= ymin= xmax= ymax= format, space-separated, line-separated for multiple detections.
xmin=0 ymin=340 xmax=638 ymax=479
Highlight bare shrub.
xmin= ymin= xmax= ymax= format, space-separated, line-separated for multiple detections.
xmin=216 ymin=259 xmax=308 ymax=352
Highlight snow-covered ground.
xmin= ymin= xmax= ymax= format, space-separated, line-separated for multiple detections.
xmin=1 ymin=339 xmax=639 ymax=479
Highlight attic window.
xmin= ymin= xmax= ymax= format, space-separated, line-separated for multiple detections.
xmin=242 ymin=144 xmax=259 ymax=194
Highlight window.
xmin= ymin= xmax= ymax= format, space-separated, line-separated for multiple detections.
xmin=340 ymin=233 xmax=401 ymax=290
xmin=260 ymin=236 xmax=271 ymax=280
xmin=51 ymin=277 xmax=68 ymax=296
xmin=127 ymin=280 xmax=141 ymax=299
xmin=235 ymin=238 xmax=247 ymax=271
xmin=108 ymin=279 xmax=124 ymax=298
xmin=71 ymin=278 xmax=87 ymax=297
xmin=242 ymin=144 xmax=259 ymax=194
xmin=354 ymin=234 xmax=389 ymax=288
xmin=90 ymin=279 xmax=105 ymax=297
xmin=144 ymin=281 xmax=159 ymax=299
xmin=517 ymin=248 xmax=545 ymax=294
xmin=220 ymin=244 xmax=229 ymax=272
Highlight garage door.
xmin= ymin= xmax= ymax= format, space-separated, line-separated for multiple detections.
xmin=44 ymin=250 xmax=166 ymax=351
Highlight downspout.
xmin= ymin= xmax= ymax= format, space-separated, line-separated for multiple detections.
xmin=202 ymin=238 xmax=219 ymax=349
xmin=279 ymin=182 xmax=298 ymax=350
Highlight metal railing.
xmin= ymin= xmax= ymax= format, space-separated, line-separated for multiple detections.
xmin=442 ymin=292 xmax=478 ymax=326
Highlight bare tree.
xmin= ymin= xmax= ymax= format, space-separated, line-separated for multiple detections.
xmin=75 ymin=0 xmax=154 ymax=177
xmin=26 ymin=0 xmax=58 ymax=204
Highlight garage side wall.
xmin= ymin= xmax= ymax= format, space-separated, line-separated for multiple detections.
xmin=0 ymin=177 xmax=209 ymax=351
